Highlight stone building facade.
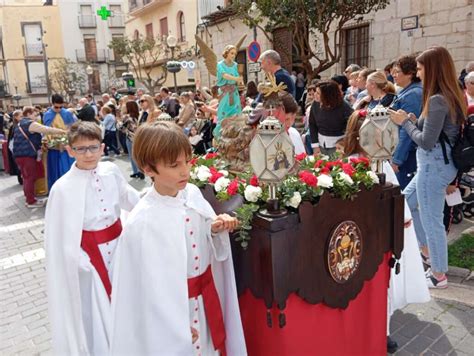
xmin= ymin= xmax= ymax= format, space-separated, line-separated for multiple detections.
xmin=319 ymin=0 xmax=473 ymax=77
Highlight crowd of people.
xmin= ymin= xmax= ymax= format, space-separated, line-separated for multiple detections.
xmin=0 ymin=44 xmax=473 ymax=355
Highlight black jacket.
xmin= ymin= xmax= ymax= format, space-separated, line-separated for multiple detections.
xmin=309 ymin=101 xmax=353 ymax=145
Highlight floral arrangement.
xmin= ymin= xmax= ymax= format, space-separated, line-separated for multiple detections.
xmin=190 ymin=152 xmax=380 ymax=248
xmin=44 ymin=135 xmax=69 ymax=149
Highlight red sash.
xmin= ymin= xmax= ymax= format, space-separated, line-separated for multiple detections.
xmin=188 ymin=265 xmax=227 ymax=356
xmin=81 ymin=219 xmax=122 ymax=299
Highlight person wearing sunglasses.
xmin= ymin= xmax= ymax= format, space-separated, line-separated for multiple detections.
xmin=43 ymin=93 xmax=77 ymax=190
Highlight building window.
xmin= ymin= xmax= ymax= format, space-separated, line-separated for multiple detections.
xmin=129 ymin=0 xmax=137 ymax=9
xmin=134 ymin=30 xmax=140 ymax=40
xmin=84 ymin=36 xmax=98 ymax=62
xmin=343 ymin=24 xmax=369 ymax=69
xmin=79 ymin=5 xmax=96 ymax=28
xmin=177 ymin=11 xmax=185 ymax=42
xmin=146 ymin=23 xmax=154 ymax=40
xmin=91 ymin=69 xmax=101 ymax=93
xmin=22 ymin=23 xmax=43 ymax=57
xmin=160 ymin=17 xmax=168 ymax=37
xmin=26 ymin=61 xmax=47 ymax=94
xmin=109 ymin=5 xmax=124 ymax=28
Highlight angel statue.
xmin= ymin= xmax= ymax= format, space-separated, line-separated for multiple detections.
xmin=195 ymin=35 xmax=247 ymax=139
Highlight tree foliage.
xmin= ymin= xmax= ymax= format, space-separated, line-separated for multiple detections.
xmin=49 ymin=58 xmax=86 ymax=102
xmin=109 ymin=36 xmax=194 ymax=93
xmin=234 ymin=0 xmax=390 ymax=78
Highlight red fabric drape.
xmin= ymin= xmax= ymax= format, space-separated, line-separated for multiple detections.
xmin=239 ymin=253 xmax=391 ymax=356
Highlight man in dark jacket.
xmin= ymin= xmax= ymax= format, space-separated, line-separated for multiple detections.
xmin=77 ymin=98 xmax=97 ymax=122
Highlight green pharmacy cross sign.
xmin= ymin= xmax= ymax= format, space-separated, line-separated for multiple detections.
xmin=97 ymin=6 xmax=112 ymax=21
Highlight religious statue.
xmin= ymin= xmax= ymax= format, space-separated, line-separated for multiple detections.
xmin=195 ymin=35 xmax=247 ymax=138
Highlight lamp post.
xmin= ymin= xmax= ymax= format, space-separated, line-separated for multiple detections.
xmin=248 ymin=1 xmax=262 ymax=83
xmin=166 ymin=34 xmax=180 ymax=93
xmin=86 ymin=65 xmax=94 ymax=94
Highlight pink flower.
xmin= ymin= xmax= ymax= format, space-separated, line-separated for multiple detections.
xmin=249 ymin=175 xmax=259 ymax=187
xmin=299 ymin=170 xmax=318 ymax=187
xmin=227 ymin=179 xmax=239 ymax=196
xmin=189 ymin=157 xmax=198 ymax=166
xmin=295 ymin=152 xmax=307 ymax=161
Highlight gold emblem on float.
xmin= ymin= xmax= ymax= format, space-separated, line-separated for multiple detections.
xmin=328 ymin=221 xmax=362 ymax=283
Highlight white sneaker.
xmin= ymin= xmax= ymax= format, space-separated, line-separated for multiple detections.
xmin=26 ymin=200 xmax=46 ymax=208
xmin=426 ymin=271 xmax=448 ymax=289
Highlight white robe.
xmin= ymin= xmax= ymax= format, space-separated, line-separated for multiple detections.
xmin=383 ymin=161 xmax=430 ymax=314
xmin=45 ymin=161 xmax=140 ymax=355
xmin=110 ymin=183 xmax=247 ymax=356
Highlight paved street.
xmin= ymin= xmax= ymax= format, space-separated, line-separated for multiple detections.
xmin=1 ymin=157 xmax=473 ymax=355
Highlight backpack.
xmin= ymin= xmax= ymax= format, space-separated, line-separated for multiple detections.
xmin=440 ymin=114 xmax=474 ymax=172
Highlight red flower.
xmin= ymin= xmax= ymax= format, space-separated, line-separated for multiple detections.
xmin=227 ymin=179 xmax=239 ymax=196
xmin=249 ymin=175 xmax=259 ymax=187
xmin=208 ymin=166 xmax=223 ymax=184
xmin=295 ymin=152 xmax=307 ymax=161
xmin=314 ymin=160 xmax=325 ymax=169
xmin=189 ymin=157 xmax=198 ymax=166
xmin=320 ymin=167 xmax=330 ymax=175
xmin=359 ymin=109 xmax=368 ymax=117
xmin=299 ymin=170 xmax=318 ymax=187
xmin=334 ymin=159 xmax=343 ymax=167
xmin=358 ymin=156 xmax=370 ymax=167
xmin=205 ymin=152 xmax=218 ymax=160
xmin=350 ymin=157 xmax=360 ymax=165
xmin=342 ymin=163 xmax=356 ymax=177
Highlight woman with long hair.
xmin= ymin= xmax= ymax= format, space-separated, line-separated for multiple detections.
xmin=138 ymin=94 xmax=160 ymax=125
xmin=357 ymin=71 xmax=396 ymax=110
xmin=308 ymin=80 xmax=353 ymax=155
xmin=390 ymin=46 xmax=467 ymax=289
xmin=121 ymin=100 xmax=144 ymax=179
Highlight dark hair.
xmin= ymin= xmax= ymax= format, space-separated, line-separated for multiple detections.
xmin=51 ymin=94 xmax=64 ymax=104
xmin=160 ymin=87 xmax=169 ymax=94
xmin=67 ymin=121 xmax=102 ymax=145
xmin=107 ymin=103 xmax=116 ymax=115
xmin=126 ymin=101 xmax=139 ymax=119
xmin=22 ymin=106 xmax=35 ymax=117
xmin=211 ymin=85 xmax=219 ymax=97
xmin=396 ymin=54 xmax=420 ymax=83
xmin=280 ymin=93 xmax=298 ymax=114
xmin=384 ymin=61 xmax=395 ymax=73
xmin=331 ymin=75 xmax=349 ymax=93
xmin=317 ymin=81 xmax=343 ymax=109
xmin=246 ymin=81 xmax=258 ymax=99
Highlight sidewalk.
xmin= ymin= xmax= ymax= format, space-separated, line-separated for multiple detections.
xmin=1 ymin=157 xmax=473 ymax=355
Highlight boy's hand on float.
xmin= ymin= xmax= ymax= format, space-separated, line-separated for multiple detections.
xmin=211 ymin=214 xmax=239 ymax=234
xmin=191 ymin=327 xmax=199 ymax=344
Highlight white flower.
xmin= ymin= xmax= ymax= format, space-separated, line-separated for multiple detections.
xmin=338 ymin=172 xmax=354 ymax=185
xmin=286 ymin=191 xmax=302 ymax=209
xmin=218 ymin=169 xmax=229 ymax=177
xmin=308 ymin=155 xmax=315 ymax=163
xmin=214 ymin=177 xmax=230 ymax=192
xmin=196 ymin=166 xmax=211 ymax=182
xmin=190 ymin=168 xmax=198 ymax=180
xmin=367 ymin=171 xmax=380 ymax=184
xmin=317 ymin=174 xmax=333 ymax=188
xmin=244 ymin=185 xmax=262 ymax=202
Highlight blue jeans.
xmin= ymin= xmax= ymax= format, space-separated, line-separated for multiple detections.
xmin=403 ymin=144 xmax=458 ymax=273
xmin=125 ymin=138 xmax=139 ymax=175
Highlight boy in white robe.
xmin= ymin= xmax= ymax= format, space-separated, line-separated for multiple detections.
xmin=45 ymin=121 xmax=140 ymax=355
xmin=110 ymin=121 xmax=247 ymax=355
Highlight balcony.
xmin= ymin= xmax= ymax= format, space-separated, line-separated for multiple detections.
xmin=108 ymin=14 xmax=125 ymax=28
xmin=129 ymin=0 xmax=171 ymax=16
xmin=26 ymin=81 xmax=48 ymax=95
xmin=0 ymin=80 xmax=10 ymax=97
xmin=78 ymin=15 xmax=97 ymax=28
xmin=76 ymin=49 xmax=108 ymax=63
xmin=23 ymin=43 xmax=43 ymax=58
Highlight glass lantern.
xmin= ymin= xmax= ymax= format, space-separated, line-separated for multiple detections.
xmin=249 ymin=112 xmax=295 ymax=216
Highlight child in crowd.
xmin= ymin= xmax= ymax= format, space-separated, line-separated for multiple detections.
xmin=188 ymin=124 xmax=206 ymax=155
xmin=344 ymin=71 xmax=360 ymax=105
xmin=101 ymin=105 xmax=121 ymax=156
xmin=45 ymin=121 xmax=140 ymax=354
xmin=110 ymin=122 xmax=246 ymax=355
xmin=342 ymin=110 xmax=430 ymax=353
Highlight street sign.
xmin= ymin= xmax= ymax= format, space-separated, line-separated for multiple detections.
xmin=248 ymin=41 xmax=261 ymax=62
xmin=248 ymin=62 xmax=261 ymax=73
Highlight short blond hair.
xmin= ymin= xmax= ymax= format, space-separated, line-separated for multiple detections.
xmin=222 ymin=45 xmax=237 ymax=59
xmin=132 ymin=121 xmax=192 ymax=173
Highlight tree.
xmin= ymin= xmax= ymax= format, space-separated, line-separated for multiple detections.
xmin=234 ymin=0 xmax=390 ymax=79
xmin=49 ymin=58 xmax=87 ymax=102
xmin=108 ymin=35 xmax=194 ymax=93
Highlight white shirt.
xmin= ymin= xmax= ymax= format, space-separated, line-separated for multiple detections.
xmin=288 ymin=127 xmax=306 ymax=155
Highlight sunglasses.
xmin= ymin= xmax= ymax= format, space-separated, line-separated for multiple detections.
xmin=71 ymin=144 xmax=101 ymax=154
xmin=53 ymin=105 xmax=62 ymax=110
xmin=140 ymin=100 xmax=146 ymax=103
